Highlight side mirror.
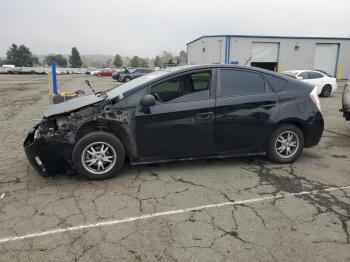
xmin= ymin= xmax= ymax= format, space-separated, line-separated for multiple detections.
xmin=140 ymin=94 xmax=156 ymax=107
xmin=297 ymin=76 xmax=303 ymax=80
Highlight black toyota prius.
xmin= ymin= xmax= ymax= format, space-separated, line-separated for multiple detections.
xmin=24 ymin=65 xmax=324 ymax=180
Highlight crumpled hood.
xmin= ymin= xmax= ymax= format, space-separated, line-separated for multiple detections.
xmin=44 ymin=95 xmax=104 ymax=117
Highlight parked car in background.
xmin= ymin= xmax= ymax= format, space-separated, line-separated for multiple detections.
xmin=117 ymin=68 xmax=154 ymax=82
xmin=96 ymin=68 xmax=118 ymax=77
xmin=283 ymin=70 xmax=337 ymax=97
xmin=111 ymin=68 xmax=128 ymax=81
xmin=24 ymin=65 xmax=324 ymax=180
xmin=341 ymin=81 xmax=350 ymax=121
xmin=90 ymin=70 xmax=100 ymax=76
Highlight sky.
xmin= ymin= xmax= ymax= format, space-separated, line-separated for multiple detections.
xmin=1 ymin=0 xmax=349 ymax=58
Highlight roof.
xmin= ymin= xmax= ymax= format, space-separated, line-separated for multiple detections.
xmin=160 ymin=64 xmax=291 ymax=79
xmin=187 ymin=34 xmax=350 ymax=45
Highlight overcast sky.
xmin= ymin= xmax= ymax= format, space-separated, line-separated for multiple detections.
xmin=1 ymin=0 xmax=349 ymax=57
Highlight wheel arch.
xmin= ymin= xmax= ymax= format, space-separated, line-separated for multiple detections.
xmin=75 ymin=120 xmax=136 ymax=157
xmin=267 ymin=119 xmax=307 ymax=148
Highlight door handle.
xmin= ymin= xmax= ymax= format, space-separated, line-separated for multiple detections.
xmin=196 ymin=112 xmax=214 ymax=119
xmin=261 ymin=103 xmax=276 ymax=109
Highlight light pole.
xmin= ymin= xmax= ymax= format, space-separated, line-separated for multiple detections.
xmin=218 ymin=40 xmax=223 ymax=63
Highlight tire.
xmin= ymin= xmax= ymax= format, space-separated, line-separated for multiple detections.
xmin=73 ymin=131 xmax=125 ymax=180
xmin=124 ymin=77 xmax=131 ymax=82
xmin=267 ymin=124 xmax=304 ymax=164
xmin=97 ymin=73 xmax=102 ymax=77
xmin=320 ymin=85 xmax=332 ymax=97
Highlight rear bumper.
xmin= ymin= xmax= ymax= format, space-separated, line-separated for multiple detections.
xmin=23 ymin=128 xmax=72 ymax=176
xmin=304 ymin=112 xmax=324 ymax=148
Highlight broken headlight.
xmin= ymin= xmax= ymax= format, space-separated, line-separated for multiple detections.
xmin=34 ymin=128 xmax=41 ymax=140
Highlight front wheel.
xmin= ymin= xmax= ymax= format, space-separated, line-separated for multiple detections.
xmin=73 ymin=131 xmax=125 ymax=180
xmin=124 ymin=77 xmax=131 ymax=82
xmin=267 ymin=124 xmax=304 ymax=164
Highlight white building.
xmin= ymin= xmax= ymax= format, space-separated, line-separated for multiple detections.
xmin=187 ymin=35 xmax=350 ymax=79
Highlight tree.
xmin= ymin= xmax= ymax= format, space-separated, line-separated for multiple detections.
xmin=69 ymin=47 xmax=82 ymax=68
xmin=160 ymin=51 xmax=174 ymax=66
xmin=154 ymin=55 xmax=162 ymax=68
xmin=179 ymin=50 xmax=187 ymax=65
xmin=129 ymin=56 xmax=149 ymax=68
xmin=139 ymin=58 xmax=149 ymax=68
xmin=113 ymin=54 xmax=123 ymax=67
xmin=6 ymin=44 xmax=38 ymax=67
xmin=44 ymin=54 xmax=67 ymax=67
xmin=129 ymin=56 xmax=141 ymax=67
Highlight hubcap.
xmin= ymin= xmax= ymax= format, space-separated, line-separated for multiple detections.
xmin=275 ymin=131 xmax=299 ymax=159
xmin=81 ymin=142 xmax=117 ymax=175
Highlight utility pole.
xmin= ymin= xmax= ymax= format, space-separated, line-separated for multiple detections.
xmin=218 ymin=40 xmax=223 ymax=63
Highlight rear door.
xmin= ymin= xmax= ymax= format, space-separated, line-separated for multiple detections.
xmin=215 ymin=68 xmax=280 ymax=153
xmin=135 ymin=70 xmax=216 ymax=159
xmin=306 ymin=71 xmax=325 ymax=94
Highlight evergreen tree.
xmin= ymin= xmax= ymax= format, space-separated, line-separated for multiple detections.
xmin=6 ymin=44 xmax=38 ymax=66
xmin=69 ymin=47 xmax=82 ymax=67
xmin=113 ymin=54 xmax=123 ymax=67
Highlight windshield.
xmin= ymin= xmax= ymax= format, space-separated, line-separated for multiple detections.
xmin=107 ymin=70 xmax=169 ymax=99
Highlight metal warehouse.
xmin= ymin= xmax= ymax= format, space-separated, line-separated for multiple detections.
xmin=187 ymin=35 xmax=350 ymax=79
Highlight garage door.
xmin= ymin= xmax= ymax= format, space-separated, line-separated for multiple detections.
xmin=251 ymin=42 xmax=279 ymax=62
xmin=314 ymin=44 xmax=339 ymax=76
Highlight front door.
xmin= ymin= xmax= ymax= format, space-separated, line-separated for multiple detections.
xmin=215 ymin=69 xmax=280 ymax=153
xmin=135 ymin=70 xmax=215 ymax=160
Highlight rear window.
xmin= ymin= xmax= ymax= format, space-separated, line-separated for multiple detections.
xmin=264 ymin=74 xmax=288 ymax=92
xmin=220 ymin=69 xmax=265 ymax=97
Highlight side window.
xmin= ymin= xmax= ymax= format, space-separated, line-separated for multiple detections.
xmin=298 ymin=72 xmax=309 ymax=79
xmin=308 ymin=72 xmax=323 ymax=79
xmin=220 ymin=69 xmax=265 ymax=97
xmin=192 ymin=72 xmax=210 ymax=91
xmin=263 ymin=74 xmax=288 ymax=92
xmin=119 ymin=88 xmax=147 ymax=107
xmin=150 ymin=71 xmax=211 ymax=103
xmin=151 ymin=78 xmax=182 ymax=103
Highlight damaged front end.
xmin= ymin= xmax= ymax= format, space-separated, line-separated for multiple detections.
xmin=23 ymin=117 xmax=75 ymax=176
xmin=24 ymin=97 xmax=136 ymax=177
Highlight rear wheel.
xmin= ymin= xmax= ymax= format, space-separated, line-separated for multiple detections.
xmin=73 ymin=131 xmax=125 ymax=180
xmin=320 ymin=85 xmax=332 ymax=97
xmin=267 ymin=124 xmax=304 ymax=164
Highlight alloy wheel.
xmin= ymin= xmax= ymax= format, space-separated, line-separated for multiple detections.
xmin=81 ymin=142 xmax=117 ymax=175
xmin=275 ymin=131 xmax=299 ymax=159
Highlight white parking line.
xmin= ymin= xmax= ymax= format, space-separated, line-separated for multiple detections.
xmin=0 ymin=185 xmax=349 ymax=244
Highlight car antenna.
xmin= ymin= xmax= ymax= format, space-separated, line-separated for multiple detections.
xmin=85 ymin=80 xmax=96 ymax=95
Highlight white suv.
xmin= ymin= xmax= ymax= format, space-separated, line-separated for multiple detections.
xmin=284 ymin=70 xmax=337 ymax=97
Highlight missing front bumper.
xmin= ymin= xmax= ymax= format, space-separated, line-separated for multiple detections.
xmin=23 ymin=128 xmax=72 ymax=176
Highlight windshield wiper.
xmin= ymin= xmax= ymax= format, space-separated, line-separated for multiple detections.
xmin=84 ymin=80 xmax=96 ymax=95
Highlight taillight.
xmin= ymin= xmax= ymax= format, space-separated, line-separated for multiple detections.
xmin=310 ymin=87 xmax=321 ymax=111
